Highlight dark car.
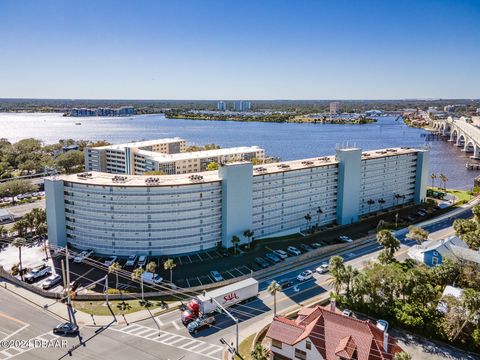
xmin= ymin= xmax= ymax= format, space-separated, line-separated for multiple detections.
xmin=265 ymin=252 xmax=281 ymax=263
xmin=53 ymin=322 xmax=79 ymax=336
xmin=299 ymin=244 xmax=313 ymax=253
xmin=278 ymin=279 xmax=293 ymax=290
xmin=255 ymin=257 xmax=270 ymax=269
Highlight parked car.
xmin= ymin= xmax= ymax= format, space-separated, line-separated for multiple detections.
xmin=187 ymin=314 xmax=216 ymax=334
xmin=210 ymin=270 xmax=224 ymax=282
xmin=311 ymin=243 xmax=322 ymax=249
xmin=73 ymin=249 xmax=93 ymax=263
xmin=255 ymin=257 xmax=270 ymax=269
xmin=125 ymin=255 xmax=138 ymax=267
xmin=104 ymin=256 xmax=118 ymax=266
xmin=142 ymin=272 xmax=163 ymax=285
xmin=278 ymin=279 xmax=293 ymax=290
xmin=287 ymin=246 xmax=301 ymax=256
xmin=272 ymin=249 xmax=288 ymax=259
xmin=299 ymin=244 xmax=313 ymax=252
xmin=342 ymin=309 xmax=352 ymax=317
xmin=297 ymin=270 xmax=313 ymax=282
xmin=24 ymin=264 xmax=51 ymax=283
xmin=316 ymin=262 xmax=329 ymax=274
xmin=339 ymin=236 xmax=353 ymax=243
xmin=42 ymin=274 xmax=62 ymax=289
xmin=53 ymin=322 xmax=79 ymax=336
xmin=265 ymin=252 xmax=281 ymax=263
xmin=137 ymin=255 xmax=148 ymax=267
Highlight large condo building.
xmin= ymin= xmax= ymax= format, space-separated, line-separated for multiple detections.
xmin=46 ymin=146 xmax=429 ymax=256
xmin=84 ymin=138 xmax=265 ymax=175
xmin=330 ymin=101 xmax=341 ymax=114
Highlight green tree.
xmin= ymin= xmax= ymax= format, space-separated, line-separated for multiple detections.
xmin=329 ymin=256 xmax=345 ymax=295
xmin=206 ymin=161 xmax=219 ymax=171
xmin=376 ymin=230 xmax=401 ymax=264
xmin=231 ymin=235 xmax=240 ymax=255
xmin=267 ymin=280 xmax=282 ymax=317
xmin=131 ymin=267 xmax=145 ymax=301
xmin=109 ymin=262 xmax=122 ymax=290
xmin=394 ymin=351 xmax=412 ymax=360
xmin=55 ymin=150 xmax=84 ymax=174
xmin=12 ymin=237 xmax=26 ymax=281
xmin=0 ymin=179 xmax=37 ymax=203
xmin=146 ymin=260 xmax=157 ymax=274
xmin=163 ymin=258 xmax=176 ymax=283
xmin=12 ymin=219 xmax=28 ymax=237
xmin=453 ymin=219 xmax=477 ymax=238
xmin=430 ymin=173 xmax=437 ymax=188
xmin=439 ymin=173 xmax=448 ymax=191
xmin=406 ymin=226 xmax=429 ymax=244
xmin=472 ymin=205 xmax=480 ymax=224
xmin=462 ymin=230 xmax=480 ymax=250
xmin=243 ymin=229 xmax=254 ymax=248
xmin=250 ymin=343 xmax=270 ymax=360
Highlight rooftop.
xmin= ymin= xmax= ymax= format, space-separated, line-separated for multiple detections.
xmin=54 ymin=147 xmax=422 ymax=187
xmin=93 ymin=137 xmax=185 ymax=150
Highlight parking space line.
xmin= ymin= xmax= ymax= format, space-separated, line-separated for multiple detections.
xmin=177 ymin=257 xmax=183 ymax=265
xmin=205 ymin=252 xmax=213 ymax=260
xmin=213 ymin=250 xmax=222 ymax=258
xmin=206 ymin=274 xmax=214 ymax=283
xmin=197 ymin=276 xmax=203 ymax=285
xmin=171 ymin=321 xmax=181 ymax=330
xmin=195 ymin=254 xmax=202 ymax=262
xmin=185 ymin=278 xmax=190 ymax=287
xmin=225 ymin=270 xmax=235 ymax=278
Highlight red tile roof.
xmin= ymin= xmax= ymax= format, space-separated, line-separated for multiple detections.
xmin=266 ymin=306 xmax=402 ymax=360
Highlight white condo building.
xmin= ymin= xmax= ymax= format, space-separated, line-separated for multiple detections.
xmin=85 ymin=138 xmax=265 ymax=175
xmin=46 ymin=146 xmax=429 ymax=256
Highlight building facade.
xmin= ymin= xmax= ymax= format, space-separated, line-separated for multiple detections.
xmin=46 ymin=147 xmax=429 ymax=256
xmin=217 ymin=101 xmax=226 ymax=111
xmin=84 ymin=138 xmax=265 ymax=175
xmin=233 ymin=100 xmax=251 ymax=112
xmin=329 ymin=101 xmax=341 ymax=114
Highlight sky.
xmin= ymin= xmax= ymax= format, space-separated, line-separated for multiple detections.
xmin=0 ymin=0 xmax=479 ymax=100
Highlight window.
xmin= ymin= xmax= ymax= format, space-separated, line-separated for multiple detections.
xmin=306 ymin=340 xmax=311 ymax=350
xmin=295 ymin=348 xmax=307 ymax=360
xmin=271 ymin=339 xmax=282 ymax=349
xmin=432 ymin=256 xmax=439 ymax=266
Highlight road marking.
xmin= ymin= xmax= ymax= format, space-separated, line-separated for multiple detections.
xmin=0 ymin=324 xmax=29 ymax=341
xmin=170 ymin=321 xmax=181 ymax=330
xmin=111 ymin=324 xmax=223 ymax=359
xmin=0 ymin=331 xmax=60 ymax=360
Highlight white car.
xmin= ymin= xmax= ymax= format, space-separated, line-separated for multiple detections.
xmin=210 ymin=270 xmax=224 ymax=282
xmin=287 ymin=246 xmax=301 ymax=256
xmin=273 ymin=250 xmax=288 ymax=259
xmin=125 ymin=255 xmax=138 ymax=267
xmin=339 ymin=236 xmax=353 ymax=243
xmin=137 ymin=255 xmax=147 ymax=267
xmin=297 ymin=270 xmax=313 ymax=282
xmin=342 ymin=309 xmax=352 ymax=317
xmin=104 ymin=256 xmax=118 ymax=266
xmin=316 ymin=263 xmax=329 ymax=274
xmin=73 ymin=250 xmax=93 ymax=263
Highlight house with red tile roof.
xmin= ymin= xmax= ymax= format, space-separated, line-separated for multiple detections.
xmin=265 ymin=306 xmax=403 ymax=360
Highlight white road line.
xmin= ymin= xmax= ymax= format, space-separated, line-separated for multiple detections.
xmin=111 ymin=324 xmax=223 ymax=359
xmin=171 ymin=321 xmax=181 ymax=330
xmin=132 ymin=328 xmax=158 ymax=337
xmin=0 ymin=331 xmax=60 ymax=360
xmin=155 ymin=317 xmax=164 ymax=326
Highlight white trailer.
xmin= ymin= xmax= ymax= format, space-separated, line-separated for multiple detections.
xmin=198 ymin=278 xmax=259 ymax=314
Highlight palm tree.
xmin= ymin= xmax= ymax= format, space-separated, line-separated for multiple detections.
xmin=243 ymin=229 xmax=254 ymax=248
xmin=304 ymin=213 xmax=312 ymax=230
xmin=163 ymin=258 xmax=176 ymax=283
xmin=12 ymin=237 xmax=26 ymax=281
xmin=109 ymin=261 xmax=122 ymax=290
xmin=31 ymin=208 xmax=46 ymax=235
xmin=23 ymin=212 xmax=35 ymax=236
xmin=267 ymin=280 xmax=282 ymax=317
xmin=131 ymin=267 xmax=145 ymax=302
xmin=146 ymin=260 xmax=157 ymax=274
xmin=231 ymin=235 xmax=240 ymax=255
xmin=0 ymin=225 xmax=7 ymax=239
xmin=316 ymin=207 xmax=323 ymax=227
xmin=36 ymin=223 xmax=49 ymax=259
xmin=12 ymin=219 xmax=28 ymax=237
xmin=328 ymin=256 xmax=345 ymax=295
xmin=250 ymin=343 xmax=270 ymax=360
xmin=430 ymin=173 xmax=437 ymax=188
xmin=376 ymin=229 xmax=401 ymax=264
xmin=377 ymin=198 xmax=386 ymax=210
xmin=439 ymin=173 xmax=448 ymax=191
xmin=472 ymin=205 xmax=480 ymax=224
xmin=367 ymin=199 xmax=375 ymax=213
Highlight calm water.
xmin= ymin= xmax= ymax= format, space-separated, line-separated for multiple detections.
xmin=0 ymin=112 xmax=477 ymax=189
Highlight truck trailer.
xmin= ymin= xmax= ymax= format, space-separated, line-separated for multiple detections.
xmin=181 ymin=278 xmax=259 ymax=324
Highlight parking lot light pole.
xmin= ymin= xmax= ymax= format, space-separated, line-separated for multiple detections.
xmin=208 ymin=294 xmax=239 ymax=357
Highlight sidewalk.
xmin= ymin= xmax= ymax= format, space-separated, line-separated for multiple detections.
xmin=0 ymin=279 xmax=181 ymax=327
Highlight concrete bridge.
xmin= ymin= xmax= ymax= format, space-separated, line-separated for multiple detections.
xmin=431 ymin=116 xmax=480 ymax=159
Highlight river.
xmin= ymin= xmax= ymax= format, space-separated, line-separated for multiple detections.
xmin=0 ymin=112 xmax=477 ymax=189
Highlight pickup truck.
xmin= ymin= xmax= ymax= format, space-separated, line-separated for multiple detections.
xmin=24 ymin=264 xmax=52 ymax=283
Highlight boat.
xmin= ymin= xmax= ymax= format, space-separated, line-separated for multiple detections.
xmin=75 ymin=122 xmax=82 ymax=125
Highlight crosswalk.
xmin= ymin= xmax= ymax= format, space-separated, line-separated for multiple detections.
xmin=110 ymin=323 xmax=223 ymax=359
xmin=0 ymin=332 xmax=61 ymax=360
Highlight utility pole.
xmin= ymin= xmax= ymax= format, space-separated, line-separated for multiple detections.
xmin=208 ymin=293 xmax=239 ymax=358
xmin=65 ymin=245 xmax=77 ymax=327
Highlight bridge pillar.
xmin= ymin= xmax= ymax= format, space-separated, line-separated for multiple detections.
xmin=471 ymin=145 xmax=480 ymax=159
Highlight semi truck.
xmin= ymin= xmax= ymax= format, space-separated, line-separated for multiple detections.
xmin=181 ymin=278 xmax=259 ymax=325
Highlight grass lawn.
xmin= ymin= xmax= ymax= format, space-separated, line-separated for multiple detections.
xmin=235 ymin=333 xmax=255 ymax=360
xmin=73 ymin=298 xmax=174 ymax=316
xmin=429 ymin=187 xmax=474 ymax=203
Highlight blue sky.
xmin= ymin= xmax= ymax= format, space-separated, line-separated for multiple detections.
xmin=0 ymin=0 xmax=479 ymax=100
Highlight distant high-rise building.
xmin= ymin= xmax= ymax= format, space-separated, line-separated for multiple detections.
xmin=234 ymin=100 xmax=252 ymax=112
xmin=217 ymin=101 xmax=226 ymax=111
xmin=444 ymin=105 xmax=456 ymax=113
xmin=330 ymin=101 xmax=341 ymax=114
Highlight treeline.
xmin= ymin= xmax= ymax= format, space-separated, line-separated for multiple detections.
xmin=0 ymin=138 xmax=110 ymax=178
xmin=165 ymin=110 xmax=294 ymax=123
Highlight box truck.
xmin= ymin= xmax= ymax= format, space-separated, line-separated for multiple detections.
xmin=180 ymin=278 xmax=259 ymax=324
